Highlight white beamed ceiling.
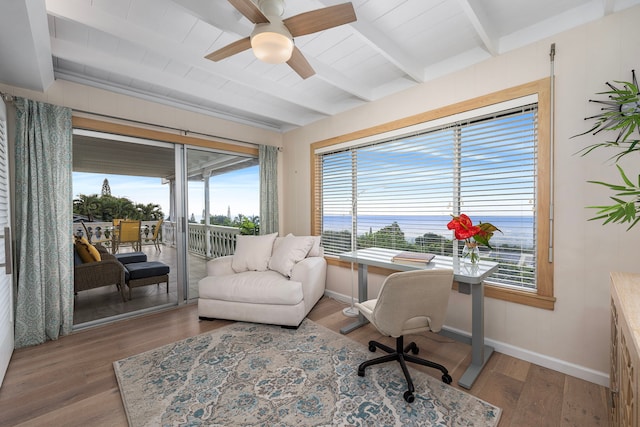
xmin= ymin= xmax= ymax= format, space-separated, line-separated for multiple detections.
xmin=0 ymin=0 xmax=638 ymax=132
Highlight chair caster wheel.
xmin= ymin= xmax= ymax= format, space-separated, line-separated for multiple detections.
xmin=409 ymin=342 xmax=419 ymax=355
xmin=368 ymin=344 xmax=376 ymax=352
xmin=442 ymin=374 xmax=452 ymax=384
xmin=403 ymin=391 xmax=415 ymax=403
xmin=357 ymin=369 xmax=365 ymax=377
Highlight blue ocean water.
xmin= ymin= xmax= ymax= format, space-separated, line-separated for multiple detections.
xmin=322 ymin=214 xmax=534 ymax=247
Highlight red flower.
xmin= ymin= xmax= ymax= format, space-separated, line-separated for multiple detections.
xmin=447 ymin=213 xmax=501 ymax=249
xmin=447 ymin=214 xmax=481 ymax=240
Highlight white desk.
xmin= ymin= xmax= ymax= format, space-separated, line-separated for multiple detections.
xmin=338 ymin=247 xmax=498 ymax=389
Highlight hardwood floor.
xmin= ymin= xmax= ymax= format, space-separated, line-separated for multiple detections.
xmin=0 ymin=297 xmax=609 ymax=426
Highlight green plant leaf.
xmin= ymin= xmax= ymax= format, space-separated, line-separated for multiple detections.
xmin=617 ymin=164 xmax=634 ymax=187
xmin=587 ymin=180 xmax=628 ymax=191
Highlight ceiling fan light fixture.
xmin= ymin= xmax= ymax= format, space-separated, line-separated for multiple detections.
xmin=250 ymin=23 xmax=293 ymax=64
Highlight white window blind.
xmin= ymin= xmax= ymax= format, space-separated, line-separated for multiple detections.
xmin=316 ymin=104 xmax=538 ymax=291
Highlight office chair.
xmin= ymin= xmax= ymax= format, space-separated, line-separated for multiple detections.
xmin=355 ymin=268 xmax=454 ymax=403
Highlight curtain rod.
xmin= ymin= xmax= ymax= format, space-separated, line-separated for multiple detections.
xmin=73 ymin=108 xmax=257 ymax=146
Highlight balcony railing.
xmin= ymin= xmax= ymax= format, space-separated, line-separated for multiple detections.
xmin=75 ymin=221 xmax=239 ymax=259
xmin=183 ymin=223 xmax=239 ymax=258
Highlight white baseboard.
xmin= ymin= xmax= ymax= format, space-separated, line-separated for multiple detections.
xmin=325 ymin=289 xmax=354 ymax=305
xmin=323 ymin=291 xmax=610 ymax=387
xmin=441 ymin=325 xmax=610 ymax=387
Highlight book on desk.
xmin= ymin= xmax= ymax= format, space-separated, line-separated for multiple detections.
xmin=391 ymin=251 xmax=435 ymax=265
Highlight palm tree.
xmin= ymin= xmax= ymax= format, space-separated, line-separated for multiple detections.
xmin=135 ymin=203 xmax=164 ymax=220
xmin=73 ymin=194 xmax=100 ymax=221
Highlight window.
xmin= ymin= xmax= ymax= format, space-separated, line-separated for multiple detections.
xmin=312 ymin=79 xmax=554 ymax=309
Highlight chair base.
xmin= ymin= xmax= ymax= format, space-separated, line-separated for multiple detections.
xmin=357 ymin=335 xmax=452 ymax=403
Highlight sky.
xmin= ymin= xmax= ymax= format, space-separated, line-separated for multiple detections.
xmin=73 ymin=166 xmax=259 ymax=221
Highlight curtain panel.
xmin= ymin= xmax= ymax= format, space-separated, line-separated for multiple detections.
xmin=14 ymin=98 xmax=73 ymax=347
xmin=259 ymin=145 xmax=279 ymax=235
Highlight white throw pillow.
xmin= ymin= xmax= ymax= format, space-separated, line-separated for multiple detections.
xmin=268 ymin=234 xmax=315 ymax=277
xmin=308 ymin=236 xmax=322 ymax=257
xmin=274 ymin=234 xmax=321 ymax=257
xmin=231 ymin=233 xmax=278 ymax=273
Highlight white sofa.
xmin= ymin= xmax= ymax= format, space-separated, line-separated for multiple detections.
xmin=197 ymin=233 xmax=327 ymax=328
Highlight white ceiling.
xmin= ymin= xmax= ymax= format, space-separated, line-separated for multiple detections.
xmin=1 ymin=0 xmax=639 ymax=133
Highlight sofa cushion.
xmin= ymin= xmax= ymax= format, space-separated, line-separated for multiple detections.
xmin=74 ymin=237 xmax=101 ymax=263
xmin=274 ymin=234 xmax=322 ymax=257
xmin=268 ymin=234 xmax=314 ymax=277
xmin=73 ymin=245 xmax=84 ymax=266
xmin=308 ymin=236 xmax=322 ymax=257
xmin=115 ymin=252 xmax=148 ymax=265
xmin=231 ymin=232 xmax=277 ymax=273
xmin=126 ymin=261 xmax=170 ymax=280
xmin=199 ymin=270 xmax=303 ymax=305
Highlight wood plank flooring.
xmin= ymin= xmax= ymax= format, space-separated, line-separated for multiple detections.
xmin=0 ymin=297 xmax=609 ymax=426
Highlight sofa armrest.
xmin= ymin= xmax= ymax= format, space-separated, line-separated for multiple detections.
xmin=206 ymin=255 xmax=235 ymax=276
xmin=291 ymin=256 xmax=327 ymax=313
xmin=290 ymin=256 xmax=325 ymax=281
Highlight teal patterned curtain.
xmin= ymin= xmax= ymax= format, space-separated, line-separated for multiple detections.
xmin=14 ymin=98 xmax=73 ymax=347
xmin=259 ymin=145 xmax=279 ymax=235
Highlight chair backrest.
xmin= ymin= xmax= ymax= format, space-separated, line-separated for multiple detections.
xmin=80 ymin=221 xmax=91 ymax=243
xmin=372 ymin=268 xmax=454 ymax=337
xmin=152 ymin=218 xmax=163 ymax=239
xmin=118 ymin=220 xmax=141 ymax=244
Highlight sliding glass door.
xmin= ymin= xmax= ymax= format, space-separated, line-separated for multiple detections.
xmin=72 ymin=130 xmax=177 ymax=326
xmin=72 ymin=129 xmax=260 ymax=323
xmin=184 ymin=146 xmax=259 ymax=300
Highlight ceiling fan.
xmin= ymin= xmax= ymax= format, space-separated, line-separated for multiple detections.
xmin=205 ymin=0 xmax=357 ymax=79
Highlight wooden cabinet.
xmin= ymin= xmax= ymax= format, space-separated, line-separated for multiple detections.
xmin=611 ymin=272 xmax=640 ymax=426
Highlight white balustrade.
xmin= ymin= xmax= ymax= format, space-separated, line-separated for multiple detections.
xmin=186 ymin=223 xmax=240 ymax=258
xmin=74 ymin=221 xmax=239 ymax=259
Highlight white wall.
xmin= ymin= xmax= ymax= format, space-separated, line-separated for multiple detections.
xmin=0 ymin=79 xmax=283 ymax=147
xmin=282 ymin=6 xmax=640 ymax=385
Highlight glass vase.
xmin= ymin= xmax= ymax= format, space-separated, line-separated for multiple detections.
xmin=462 ymin=241 xmax=480 ymax=265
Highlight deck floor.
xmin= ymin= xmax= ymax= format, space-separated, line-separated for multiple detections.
xmin=73 ymin=245 xmax=206 ymax=325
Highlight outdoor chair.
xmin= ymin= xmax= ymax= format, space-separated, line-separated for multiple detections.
xmin=116 ymin=219 xmax=142 ymax=253
xmin=148 ymin=218 xmax=163 ymax=251
xmin=74 ymin=241 xmax=127 ymax=301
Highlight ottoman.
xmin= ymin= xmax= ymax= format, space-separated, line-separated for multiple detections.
xmin=125 ymin=261 xmax=170 ymax=300
xmin=115 ymin=252 xmax=147 ymax=265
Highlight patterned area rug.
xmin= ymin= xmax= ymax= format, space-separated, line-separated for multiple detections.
xmin=113 ymin=319 xmax=501 ymax=426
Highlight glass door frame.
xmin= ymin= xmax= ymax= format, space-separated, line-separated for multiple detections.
xmin=174 ymin=144 xmax=187 ymax=305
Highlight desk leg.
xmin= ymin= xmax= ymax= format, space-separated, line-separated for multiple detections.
xmin=458 ymin=280 xmax=494 ymax=389
xmin=340 ymin=263 xmax=369 ymax=334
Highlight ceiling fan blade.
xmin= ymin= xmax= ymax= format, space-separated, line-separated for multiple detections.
xmin=205 ymin=37 xmax=252 ymax=61
xmin=228 ymin=0 xmax=269 ymax=24
xmin=287 ymin=46 xmax=315 ymax=79
xmin=284 ymin=3 xmax=356 ymax=37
